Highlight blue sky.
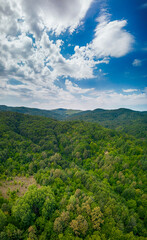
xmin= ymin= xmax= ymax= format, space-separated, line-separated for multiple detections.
xmin=0 ymin=0 xmax=147 ymax=110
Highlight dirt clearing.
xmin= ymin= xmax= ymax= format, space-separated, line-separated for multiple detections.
xmin=0 ymin=176 xmax=40 ymax=199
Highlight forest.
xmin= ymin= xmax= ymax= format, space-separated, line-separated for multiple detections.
xmin=0 ymin=111 xmax=147 ymax=240
xmin=0 ymin=105 xmax=147 ymax=139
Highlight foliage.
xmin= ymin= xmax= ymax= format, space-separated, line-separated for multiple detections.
xmin=0 ymin=105 xmax=147 ymax=138
xmin=0 ymin=111 xmax=146 ymax=239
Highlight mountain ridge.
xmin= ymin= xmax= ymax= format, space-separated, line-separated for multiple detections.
xmin=0 ymin=105 xmax=147 ymax=138
xmin=0 ymin=104 xmax=146 ymax=116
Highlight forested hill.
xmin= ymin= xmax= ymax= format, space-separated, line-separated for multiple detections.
xmin=68 ymin=108 xmax=147 ymax=139
xmin=0 ymin=105 xmax=147 ymax=138
xmin=0 ymin=105 xmax=62 ymax=119
xmin=0 ymin=111 xmax=147 ymax=239
xmin=0 ymin=105 xmax=82 ymax=120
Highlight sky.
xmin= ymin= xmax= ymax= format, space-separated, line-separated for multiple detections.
xmin=0 ymin=0 xmax=147 ymax=111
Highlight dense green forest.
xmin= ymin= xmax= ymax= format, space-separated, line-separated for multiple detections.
xmin=68 ymin=108 xmax=147 ymax=139
xmin=0 ymin=105 xmax=62 ymax=120
xmin=0 ymin=105 xmax=147 ymax=138
xmin=0 ymin=111 xmax=147 ymax=240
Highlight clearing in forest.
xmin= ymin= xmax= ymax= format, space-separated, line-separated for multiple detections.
xmin=0 ymin=176 xmax=40 ymax=199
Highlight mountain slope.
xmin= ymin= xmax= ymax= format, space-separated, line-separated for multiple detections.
xmin=0 ymin=105 xmax=62 ymax=120
xmin=67 ymin=108 xmax=147 ymax=138
xmin=51 ymin=108 xmax=82 ymax=118
xmin=0 ymin=111 xmax=146 ymax=239
xmin=0 ymin=105 xmax=147 ymax=138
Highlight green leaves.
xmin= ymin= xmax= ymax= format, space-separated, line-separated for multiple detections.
xmin=0 ymin=111 xmax=146 ymax=239
xmin=91 ymin=207 xmax=104 ymax=230
xmin=70 ymin=215 xmax=88 ymax=236
xmin=12 ymin=185 xmax=56 ymax=229
xmin=0 ymin=209 xmax=7 ymax=231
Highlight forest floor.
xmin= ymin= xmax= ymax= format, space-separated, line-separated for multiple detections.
xmin=0 ymin=176 xmax=40 ymax=199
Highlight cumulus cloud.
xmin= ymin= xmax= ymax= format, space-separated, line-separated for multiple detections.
xmin=0 ymin=0 xmax=94 ymax=38
xmin=1 ymin=82 xmax=146 ymax=111
xmin=0 ymin=0 xmax=102 ymax=87
xmin=92 ymin=19 xmax=134 ymax=58
xmin=74 ymin=13 xmax=134 ymax=60
xmin=79 ymin=89 xmax=147 ymax=110
xmin=0 ymin=0 xmax=140 ymax=111
xmin=0 ymin=0 xmax=22 ymax=37
xmin=67 ymin=12 xmax=134 ymax=76
xmin=65 ymin=79 xmax=94 ymax=94
xmin=132 ymin=59 xmax=142 ymax=67
xmin=21 ymin=0 xmax=94 ymax=36
xmin=0 ymin=0 xmax=134 ymax=87
xmin=123 ymin=89 xmax=138 ymax=93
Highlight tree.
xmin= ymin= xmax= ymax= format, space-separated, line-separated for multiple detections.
xmin=53 ymin=211 xmax=70 ymax=233
xmin=50 ymin=153 xmax=61 ymax=165
xmin=0 ymin=224 xmax=22 ymax=240
xmin=12 ymin=185 xmax=56 ymax=229
xmin=54 ymin=217 xmax=63 ymax=233
xmin=91 ymin=207 xmax=104 ymax=230
xmin=70 ymin=215 xmax=88 ymax=236
xmin=60 ymin=211 xmax=70 ymax=228
xmin=0 ymin=209 xmax=7 ymax=231
xmin=42 ymin=197 xmax=56 ymax=219
xmin=27 ymin=226 xmax=37 ymax=240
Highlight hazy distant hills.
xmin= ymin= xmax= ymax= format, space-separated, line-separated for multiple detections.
xmin=0 ymin=105 xmax=147 ymax=138
xmin=0 ymin=105 xmax=82 ymax=120
xmin=51 ymin=108 xmax=82 ymax=118
xmin=0 ymin=105 xmax=62 ymax=119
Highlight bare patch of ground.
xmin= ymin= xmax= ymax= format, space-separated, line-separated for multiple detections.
xmin=0 ymin=176 xmax=40 ymax=199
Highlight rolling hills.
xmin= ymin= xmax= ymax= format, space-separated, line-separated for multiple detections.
xmin=0 ymin=105 xmax=147 ymax=138
xmin=68 ymin=108 xmax=147 ymax=139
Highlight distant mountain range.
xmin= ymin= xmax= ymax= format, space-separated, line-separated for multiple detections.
xmin=0 ymin=105 xmax=82 ymax=120
xmin=67 ymin=108 xmax=147 ymax=137
xmin=0 ymin=105 xmax=147 ymax=138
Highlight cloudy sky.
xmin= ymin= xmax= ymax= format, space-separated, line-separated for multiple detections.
xmin=0 ymin=0 xmax=147 ymax=110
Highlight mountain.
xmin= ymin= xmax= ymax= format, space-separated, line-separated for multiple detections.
xmin=0 ymin=105 xmax=147 ymax=138
xmin=0 ymin=111 xmax=146 ymax=239
xmin=51 ymin=108 xmax=82 ymax=118
xmin=0 ymin=105 xmax=63 ymax=119
xmin=0 ymin=105 xmax=81 ymax=120
xmin=68 ymin=108 xmax=147 ymax=139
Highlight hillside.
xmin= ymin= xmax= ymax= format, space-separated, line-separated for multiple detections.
xmin=0 ymin=105 xmax=62 ymax=120
xmin=68 ymin=108 xmax=147 ymax=139
xmin=0 ymin=105 xmax=81 ymax=120
xmin=0 ymin=111 xmax=146 ymax=240
xmin=0 ymin=105 xmax=147 ymax=138
xmin=51 ymin=108 xmax=82 ymax=118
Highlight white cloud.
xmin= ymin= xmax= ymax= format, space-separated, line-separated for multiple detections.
xmin=0 ymin=0 xmax=141 ymax=111
xmin=1 ymin=82 xmax=146 ymax=111
xmin=21 ymin=0 xmax=94 ymax=36
xmin=132 ymin=59 xmax=142 ymax=67
xmin=0 ymin=0 xmax=94 ymax=39
xmin=65 ymin=79 xmax=94 ymax=94
xmin=68 ymin=13 xmax=134 ymax=70
xmin=123 ymin=89 xmax=138 ymax=93
xmin=0 ymin=0 xmax=22 ymax=37
xmin=0 ymin=0 xmax=97 ymax=85
xmin=76 ymin=13 xmax=134 ymax=59
xmin=92 ymin=19 xmax=134 ymax=58
xmin=0 ymin=1 xmax=134 ymax=87
xmin=80 ymin=89 xmax=147 ymax=110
